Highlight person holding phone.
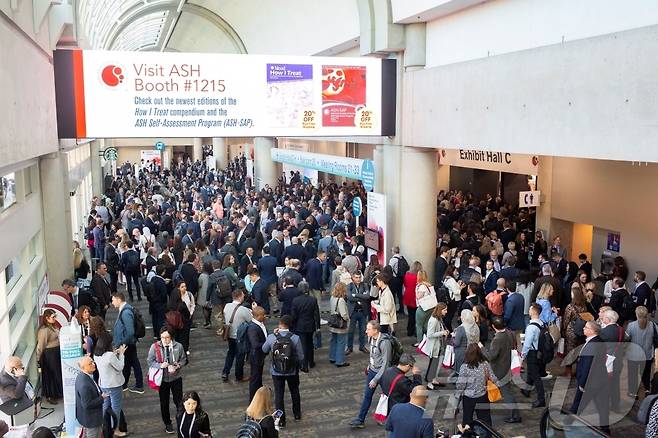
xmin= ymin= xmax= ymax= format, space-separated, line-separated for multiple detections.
xmin=75 ymin=356 xmax=109 ymax=438
xmin=0 ymin=356 xmax=35 ymax=405
xmin=241 ymin=386 xmax=279 ymax=438
xmin=176 ymin=391 xmax=211 ymax=438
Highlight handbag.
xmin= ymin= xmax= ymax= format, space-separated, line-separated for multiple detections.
xmin=556 ymin=338 xmax=565 ymax=357
xmin=223 ymin=304 xmax=240 ymax=341
xmin=442 ymin=344 xmax=455 ymax=369
xmin=416 ymin=334 xmax=431 ymax=357
xmin=165 ymin=310 xmax=184 ymax=330
xmin=510 ymin=350 xmax=522 ymax=375
xmin=147 ymin=342 xmax=163 ymax=390
xmin=418 ymin=285 xmax=438 ymax=311
xmin=484 ymin=366 xmax=502 ymax=402
xmin=548 ymin=321 xmax=561 ymax=344
xmin=328 ymin=298 xmax=348 ymax=329
xmin=373 ymin=373 xmax=405 ymax=422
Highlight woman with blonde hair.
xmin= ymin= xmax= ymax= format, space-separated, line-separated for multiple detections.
xmin=73 ymin=241 xmax=90 ymax=280
xmin=328 ymin=282 xmax=350 ymax=367
xmin=426 ymin=302 xmax=450 ymax=389
xmin=536 ymin=283 xmax=558 ymax=324
xmin=244 ymin=386 xmax=278 ymax=437
xmin=36 ymin=309 xmax=63 ymax=404
xmin=413 ymin=269 xmax=435 ymax=346
xmin=626 ymin=306 xmax=654 ymax=397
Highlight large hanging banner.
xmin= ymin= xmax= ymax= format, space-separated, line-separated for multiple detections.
xmin=53 ymin=50 xmax=396 ymax=139
xmin=366 ymin=192 xmax=387 ymax=266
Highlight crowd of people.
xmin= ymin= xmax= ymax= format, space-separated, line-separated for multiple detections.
xmin=24 ymin=152 xmax=658 ymax=438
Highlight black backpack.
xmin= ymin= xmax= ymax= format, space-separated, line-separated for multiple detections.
xmin=235 ymin=417 xmax=263 ymax=438
xmin=216 ymin=272 xmax=233 ymax=299
xmin=272 ymin=333 xmax=296 ymax=374
xmin=380 ymin=333 xmax=404 ymax=366
xmin=236 ymin=321 xmax=250 ymax=355
xmin=530 ymin=322 xmax=555 ymax=364
xmin=124 ymin=250 xmax=140 ymax=271
xmin=621 ymin=293 xmax=636 ymax=321
xmin=436 ymin=285 xmax=451 ymax=304
xmin=395 ymin=256 xmax=410 ymax=279
xmin=140 ymin=277 xmax=154 ymax=302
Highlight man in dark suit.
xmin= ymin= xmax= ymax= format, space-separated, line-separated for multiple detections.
xmin=75 ymin=356 xmax=107 ymax=438
xmin=0 ymin=356 xmax=34 ymax=406
xmin=90 ymin=263 xmax=112 ymax=319
xmin=578 ymin=253 xmax=593 ymax=282
xmin=282 ymin=237 xmax=306 ymax=265
xmin=247 ymin=306 xmax=268 ymax=401
xmin=531 ymin=264 xmax=563 ymax=309
xmin=291 ymin=281 xmax=320 ymax=371
xmin=62 ymin=279 xmax=98 ymax=317
xmin=150 ymin=265 xmax=170 ymax=339
xmin=599 ymin=309 xmax=628 ymax=413
xmin=434 ymin=246 xmax=450 ymax=289
xmin=503 ymin=282 xmax=525 ymax=346
xmin=249 ymin=268 xmax=271 ymax=314
xmin=569 ymin=321 xmax=610 ymax=432
xmin=609 ymin=277 xmax=630 ymax=325
xmin=180 ymin=253 xmax=200 ymax=297
xmin=267 ymin=231 xmax=285 ymax=266
xmin=633 ymin=270 xmax=652 ymax=311
xmin=257 ymin=247 xmax=278 ymax=310
xmin=384 ymin=386 xmax=434 ymax=438
xmin=239 ymin=246 xmax=258 ymax=277
xmin=483 ymin=259 xmax=500 ymax=294
xmin=278 ymin=277 xmax=301 ymax=317
xmin=104 ymin=236 xmax=120 ymax=293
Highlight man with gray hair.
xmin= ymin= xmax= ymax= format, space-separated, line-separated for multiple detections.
xmin=599 ymin=308 xmax=627 ymax=412
xmin=570 ymin=320 xmax=610 ymax=432
xmin=379 ymin=353 xmax=423 ymax=414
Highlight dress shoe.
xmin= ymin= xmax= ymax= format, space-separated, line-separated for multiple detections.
xmin=345 ymin=348 xmax=353 ymax=355
xmin=504 ymin=417 xmax=522 ymax=424
xmin=221 ymin=374 xmax=229 ymax=382
xmin=329 ymin=360 xmax=335 ymax=364
xmin=520 ymin=389 xmax=530 ymax=398
xmin=336 ymin=362 xmax=350 ymax=368
xmin=349 ymin=419 xmax=365 ymax=429
xmin=294 ymin=415 xmax=302 ymax=421
xmin=532 ymin=400 xmax=546 ymax=408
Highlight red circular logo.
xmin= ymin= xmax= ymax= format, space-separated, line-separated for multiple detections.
xmin=101 ymin=65 xmax=124 ymax=87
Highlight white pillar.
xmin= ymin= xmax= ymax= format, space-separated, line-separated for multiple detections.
xmin=193 ymin=138 xmax=203 ymax=162
xmin=383 ymin=145 xmax=402 ymax=259
xmin=162 ymin=146 xmax=171 ymax=170
xmin=40 ymin=152 xmax=74 ymax=286
xmin=254 ymin=137 xmax=279 ymax=190
xmin=404 ymin=22 xmax=426 ymax=71
xmin=90 ymin=140 xmax=103 ymax=196
xmin=399 ymin=147 xmax=438 ymax=279
xmin=535 ymin=155 xmax=553 ymax=238
xmin=373 ymin=145 xmax=385 ymax=193
xmin=212 ymin=137 xmax=228 ymax=170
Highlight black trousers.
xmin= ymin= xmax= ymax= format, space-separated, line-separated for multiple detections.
xmin=296 ymin=332 xmax=315 ymax=368
xmin=109 ymin=271 xmax=118 ymax=293
xmin=249 ymin=356 xmax=264 ymax=401
xmin=462 ymin=393 xmax=492 ymax=430
xmin=406 ymin=306 xmax=416 ymax=337
xmin=159 ymin=378 xmax=183 ymax=426
xmin=124 ymin=271 xmax=141 ymax=300
xmin=525 ymin=351 xmax=545 ymax=403
xmin=272 ymin=374 xmax=301 ymax=425
xmin=222 ymin=338 xmax=245 ymax=379
xmin=122 ymin=343 xmax=143 ymax=389
xmin=446 ymin=299 xmax=459 ymax=331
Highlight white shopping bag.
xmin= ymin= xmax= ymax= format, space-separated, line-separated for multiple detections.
xmin=373 ymin=394 xmax=389 ymax=422
xmin=442 ymin=344 xmax=455 ymax=369
xmin=510 ymin=350 xmax=522 ymax=375
xmin=416 ymin=334 xmax=431 ymax=357
xmin=556 ymin=338 xmax=565 ymax=357
xmin=606 ymin=354 xmax=615 ymax=375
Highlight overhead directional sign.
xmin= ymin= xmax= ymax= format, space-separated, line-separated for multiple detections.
xmin=519 ymin=190 xmax=540 ymax=207
xmin=155 ymin=141 xmax=165 ymax=151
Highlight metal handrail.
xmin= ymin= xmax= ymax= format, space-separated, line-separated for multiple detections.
xmin=539 ymin=408 xmax=612 ymax=438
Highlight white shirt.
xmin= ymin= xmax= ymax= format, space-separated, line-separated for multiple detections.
xmin=252 ymin=319 xmax=267 ymax=338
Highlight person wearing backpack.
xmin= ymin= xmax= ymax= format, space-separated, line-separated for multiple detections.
xmin=222 ymin=289 xmax=253 ymax=383
xmin=261 ymin=315 xmax=304 ymax=428
xmin=349 ymin=320 xmax=392 ymax=429
xmin=111 ymin=293 xmax=144 ymax=394
xmin=388 ymin=247 xmax=409 ymax=312
xmin=238 ymin=386 xmax=279 ymax=438
xmin=520 ymin=303 xmax=546 ymax=408
xmin=120 ymin=241 xmax=142 ymax=301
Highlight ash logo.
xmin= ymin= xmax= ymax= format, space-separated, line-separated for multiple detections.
xmin=100 ymin=65 xmax=125 ymax=87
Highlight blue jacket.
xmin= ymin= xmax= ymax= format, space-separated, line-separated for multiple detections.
xmin=304 ymin=258 xmax=324 ymax=291
xmin=257 ymin=256 xmax=278 ymax=286
xmin=75 ymin=372 xmax=104 ymax=428
xmin=503 ymin=292 xmax=525 ymax=331
xmin=384 ymin=402 xmax=434 ymax=438
xmin=113 ymin=303 xmax=136 ymax=347
xmin=483 ymin=270 xmax=499 ymax=293
xmin=251 ymin=279 xmax=270 ymax=309
xmin=261 ymin=330 xmax=304 ymax=376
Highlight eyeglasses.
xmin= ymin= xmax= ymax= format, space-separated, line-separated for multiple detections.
xmin=586 ymin=289 xmax=595 ymax=292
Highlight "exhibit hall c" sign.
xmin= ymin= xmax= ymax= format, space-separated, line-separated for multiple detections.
xmin=438 ymin=148 xmax=539 ymax=175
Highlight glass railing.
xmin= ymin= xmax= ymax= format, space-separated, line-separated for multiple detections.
xmin=540 ymin=408 xmax=611 ymax=438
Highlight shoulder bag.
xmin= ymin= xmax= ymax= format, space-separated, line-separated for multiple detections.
xmin=328 ymin=298 xmax=348 ymax=329
xmin=223 ymin=304 xmax=240 ymax=341
xmin=484 ymin=365 xmax=502 ymax=402
xmin=373 ymin=372 xmax=405 ymax=422
xmin=147 ymin=343 xmax=163 ymax=391
xmin=418 ymin=284 xmax=438 ymax=311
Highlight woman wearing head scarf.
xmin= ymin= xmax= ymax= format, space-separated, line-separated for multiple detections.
xmin=452 ymin=309 xmax=480 ymax=376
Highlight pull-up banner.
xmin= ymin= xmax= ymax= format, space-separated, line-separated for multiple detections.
xmin=53 ymin=49 xmax=396 ymax=139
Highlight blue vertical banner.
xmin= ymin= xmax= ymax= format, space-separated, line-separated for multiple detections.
xmin=361 ymin=159 xmax=375 ymax=191
xmin=60 ymin=321 xmax=83 ymax=436
xmin=352 ymin=196 xmax=363 ymax=217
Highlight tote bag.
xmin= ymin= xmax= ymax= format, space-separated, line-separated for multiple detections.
xmin=442 ymin=344 xmax=455 ymax=369
xmin=416 ymin=334 xmax=431 ymax=357
xmin=510 ymin=350 xmax=522 ymax=376
xmin=418 ymin=290 xmax=438 ymax=311
xmin=373 ymin=373 xmax=405 ymax=422
xmin=147 ymin=343 xmax=163 ymax=390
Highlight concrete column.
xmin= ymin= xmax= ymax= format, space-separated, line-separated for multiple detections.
xmin=373 ymin=145 xmax=385 ymax=193
xmin=192 ymin=138 xmax=203 ymax=162
xmin=40 ymin=152 xmax=74 ymax=287
xmin=162 ymin=146 xmax=172 ymax=170
xmin=404 ymin=22 xmax=426 ymax=71
xmin=90 ymin=140 xmax=102 ymax=196
xmin=535 ymin=155 xmax=553 ymax=238
xmin=212 ymin=137 xmax=228 ymax=170
xmin=254 ymin=137 xmax=279 ymax=190
xmin=383 ymin=145 xmax=402 ymax=259
xmin=399 ymin=147 xmax=438 ymax=279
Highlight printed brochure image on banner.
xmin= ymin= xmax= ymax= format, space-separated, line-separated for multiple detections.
xmin=266 ymin=63 xmax=313 ymax=128
xmin=322 ymin=65 xmax=366 ymax=127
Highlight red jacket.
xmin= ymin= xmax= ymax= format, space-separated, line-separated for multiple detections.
xmin=402 ymin=272 xmax=418 ymax=308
